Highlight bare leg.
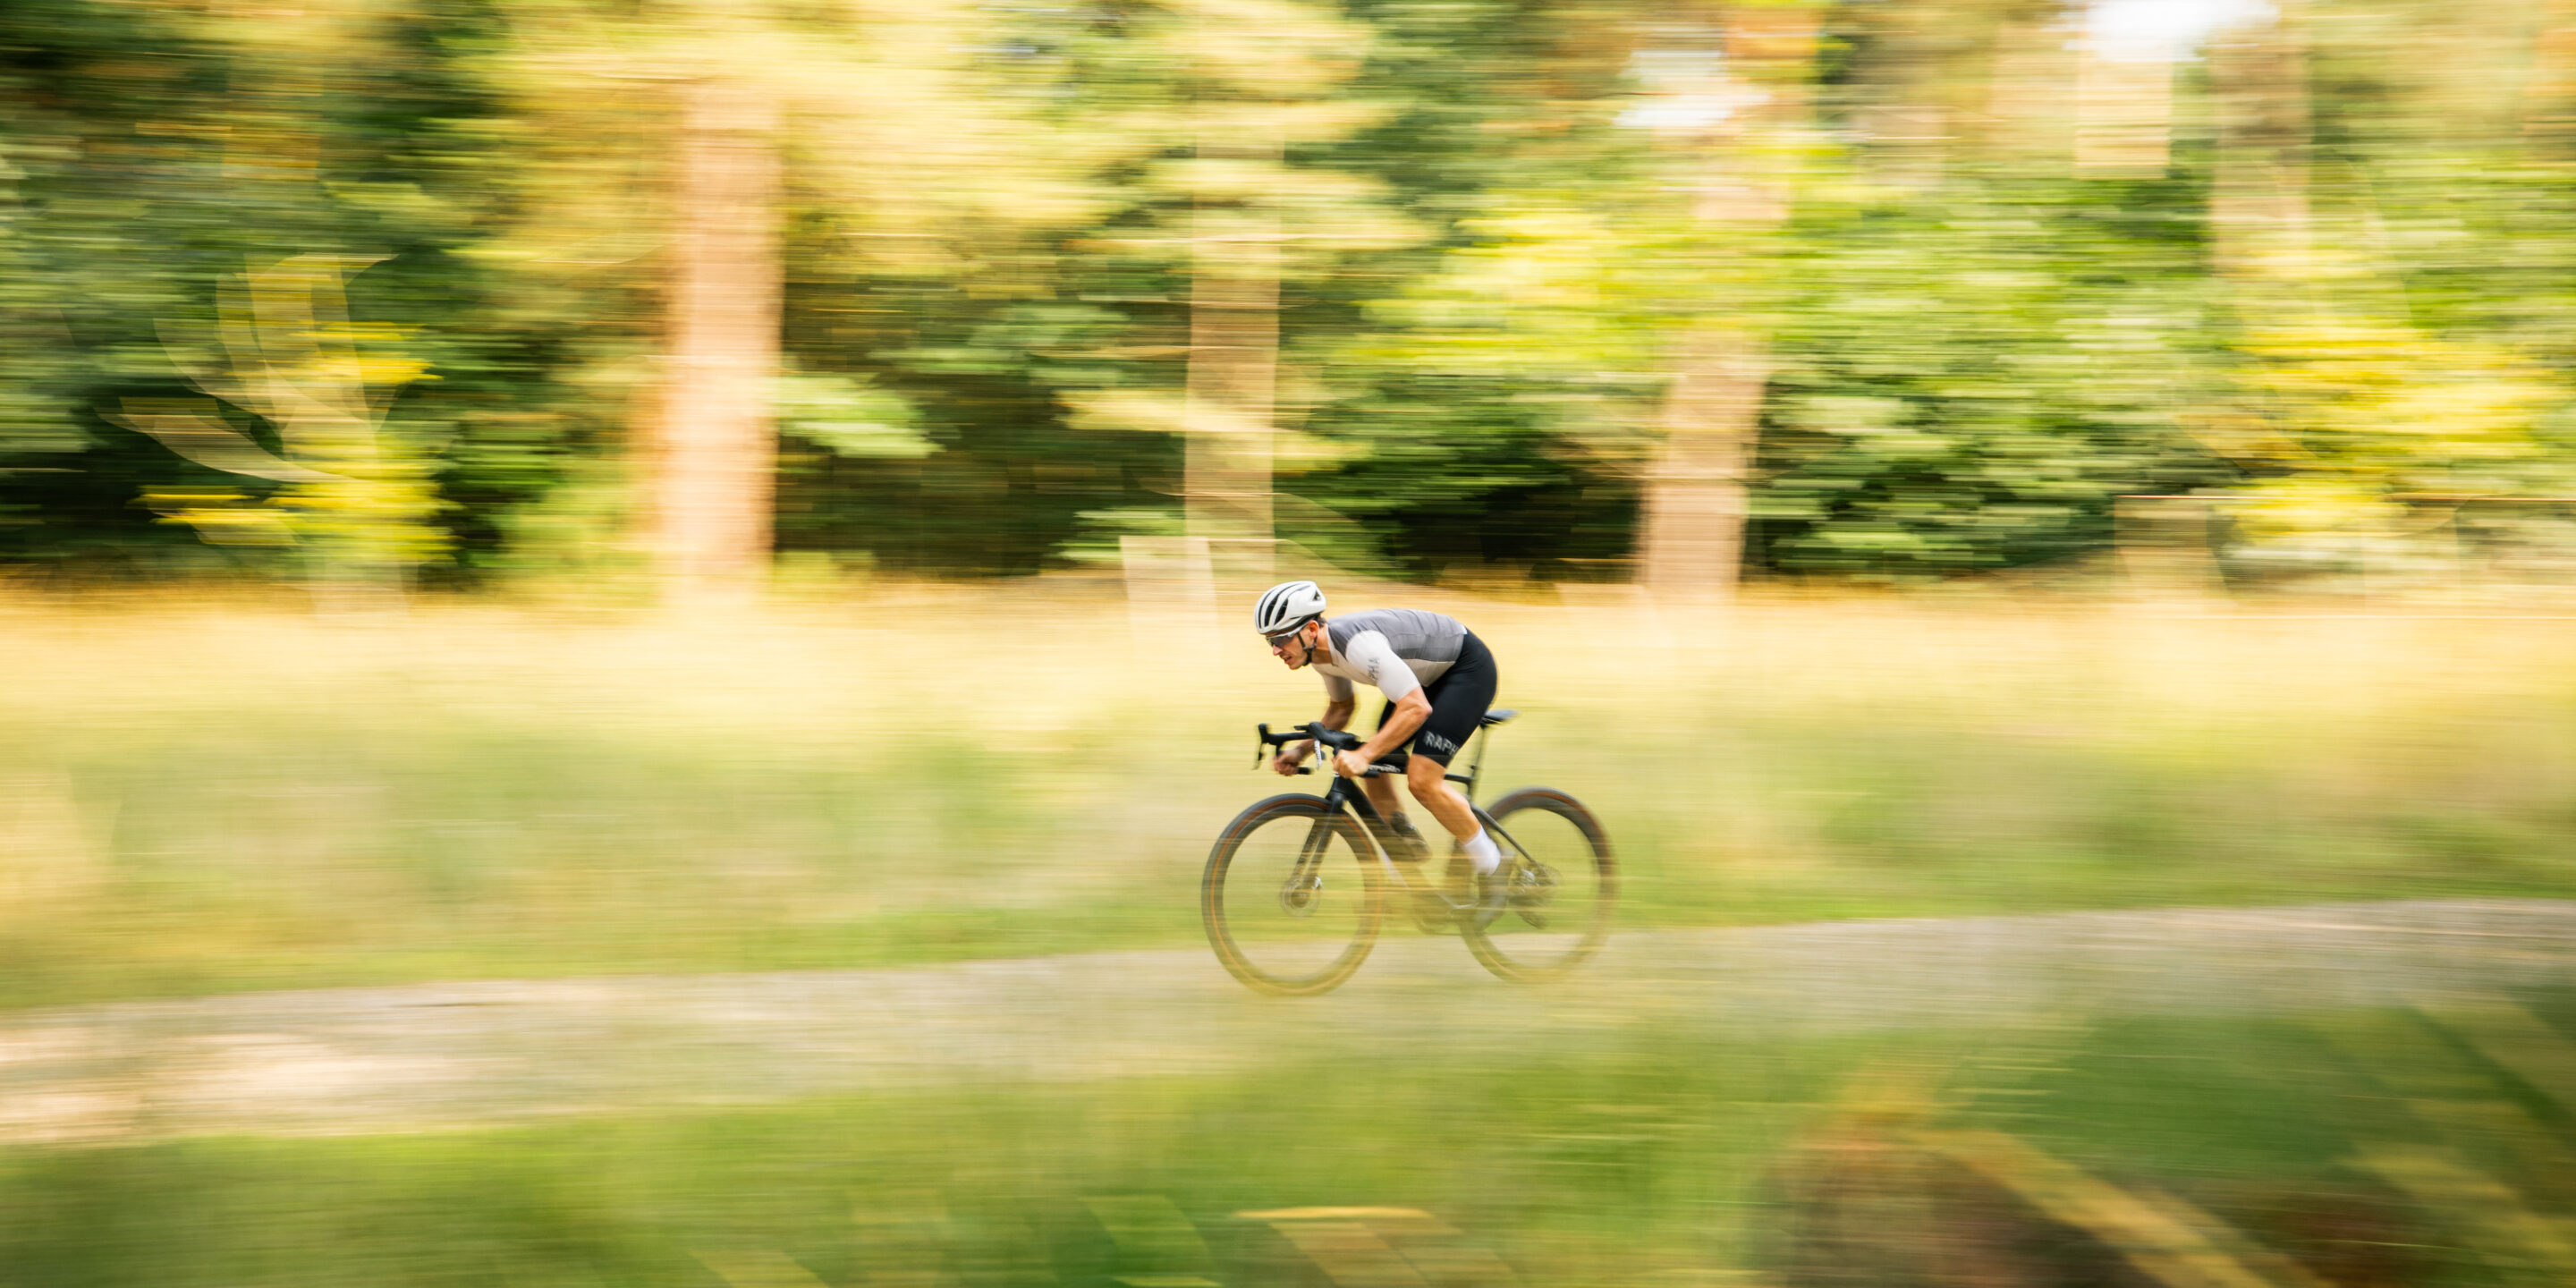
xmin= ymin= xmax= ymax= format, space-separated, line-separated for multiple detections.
xmin=1360 ymin=774 xmax=1405 ymax=825
xmin=1403 ymin=758 xmax=1479 ymax=843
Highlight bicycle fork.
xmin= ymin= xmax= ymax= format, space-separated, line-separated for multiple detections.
xmin=1277 ymin=816 xmax=1336 ymax=917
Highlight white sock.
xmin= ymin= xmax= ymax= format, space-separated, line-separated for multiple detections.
xmin=1463 ymin=828 xmax=1503 ymax=875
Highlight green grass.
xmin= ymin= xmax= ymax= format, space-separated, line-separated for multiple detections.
xmin=6 ymin=998 xmax=2572 ymax=1286
xmin=2 ymin=584 xmax=2575 ymax=1008
xmin=0 ymin=1024 xmax=1866 ymax=1287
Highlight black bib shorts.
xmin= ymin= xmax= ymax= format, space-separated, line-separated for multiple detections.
xmin=1374 ymin=631 xmax=1498 ymax=767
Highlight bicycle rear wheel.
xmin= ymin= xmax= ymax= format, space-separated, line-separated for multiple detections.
xmin=1202 ymin=794 xmax=1385 ymax=996
xmin=1462 ymin=787 xmax=1615 ymax=983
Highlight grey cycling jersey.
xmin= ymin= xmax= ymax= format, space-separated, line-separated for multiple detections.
xmin=1313 ymin=608 xmax=1469 ymax=704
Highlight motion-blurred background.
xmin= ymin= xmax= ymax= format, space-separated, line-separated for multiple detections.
xmin=9 ymin=0 xmax=2576 ymax=1284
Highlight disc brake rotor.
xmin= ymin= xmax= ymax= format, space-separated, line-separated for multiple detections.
xmin=1277 ymin=868 xmax=1325 ymax=917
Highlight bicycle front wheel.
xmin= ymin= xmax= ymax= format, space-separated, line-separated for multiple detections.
xmin=1462 ymin=787 xmax=1616 ymax=984
xmin=1202 ymin=794 xmax=1385 ymax=996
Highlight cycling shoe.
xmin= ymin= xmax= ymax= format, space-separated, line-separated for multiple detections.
xmin=1468 ymin=866 xmax=1510 ymax=930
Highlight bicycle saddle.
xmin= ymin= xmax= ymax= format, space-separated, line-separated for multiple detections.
xmin=1479 ymin=708 xmax=1518 ymax=726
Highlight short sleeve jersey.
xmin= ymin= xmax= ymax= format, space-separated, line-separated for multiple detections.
xmin=1312 ymin=608 xmax=1469 ymax=704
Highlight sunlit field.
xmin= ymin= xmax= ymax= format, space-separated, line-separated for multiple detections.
xmin=23 ymin=0 xmax=2576 ymax=1275
xmin=9 ymin=580 xmax=2576 ymax=1287
xmin=3 ymin=579 xmax=2573 ymax=1011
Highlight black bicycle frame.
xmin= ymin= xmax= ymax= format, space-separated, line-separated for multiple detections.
xmin=1261 ymin=719 xmax=1526 ymax=878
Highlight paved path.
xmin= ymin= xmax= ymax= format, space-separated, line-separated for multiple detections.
xmin=3 ymin=899 xmax=2572 ymax=1144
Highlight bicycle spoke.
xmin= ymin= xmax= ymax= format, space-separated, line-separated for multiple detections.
xmin=1203 ymin=798 xmax=1382 ymax=996
xmin=1462 ymin=789 xmax=1614 ymax=983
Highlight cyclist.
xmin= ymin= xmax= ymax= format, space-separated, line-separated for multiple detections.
xmin=1252 ymin=580 xmax=1506 ymax=919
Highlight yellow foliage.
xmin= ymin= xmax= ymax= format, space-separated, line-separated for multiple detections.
xmin=137 ymin=255 xmax=446 ymax=582
xmin=2223 ymin=308 xmax=2569 ymax=540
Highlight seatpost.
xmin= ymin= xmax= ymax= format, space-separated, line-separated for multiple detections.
xmin=1462 ymin=724 xmax=1492 ymax=802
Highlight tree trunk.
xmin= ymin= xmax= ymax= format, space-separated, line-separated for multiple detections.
xmin=1986 ymin=14 xmax=2080 ymax=165
xmin=2075 ymin=52 xmax=2174 ymax=174
xmin=1638 ymin=330 xmax=1769 ymax=596
xmin=650 ymin=77 xmax=783 ymax=605
xmin=2525 ymin=0 xmax=2576 ymax=145
xmin=1636 ymin=4 xmax=1814 ymax=601
xmin=1184 ymin=137 xmax=1281 ymax=584
xmin=2207 ymin=4 xmax=2311 ymax=279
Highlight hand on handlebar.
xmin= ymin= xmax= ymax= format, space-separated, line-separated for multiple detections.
xmin=1269 ymin=745 xmax=1309 ymax=777
xmin=1333 ymin=750 xmax=1371 ymax=779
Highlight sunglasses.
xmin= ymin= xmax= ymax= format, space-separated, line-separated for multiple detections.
xmin=1266 ymin=625 xmax=1310 ymax=649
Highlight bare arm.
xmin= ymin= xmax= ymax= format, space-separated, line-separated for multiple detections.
xmin=1355 ymin=689 xmax=1431 ymax=763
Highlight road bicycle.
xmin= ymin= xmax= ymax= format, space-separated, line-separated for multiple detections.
xmin=1200 ymin=709 xmax=1615 ymax=996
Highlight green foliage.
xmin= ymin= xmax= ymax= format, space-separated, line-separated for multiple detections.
xmin=0 ymin=1004 xmax=2568 ymax=1287
xmin=1758 ymin=178 xmax=2233 ymax=574
xmin=5 ymin=0 xmax=2576 ymax=580
xmin=775 ymin=370 xmax=934 ymax=461
xmin=0 ymin=0 xmax=558 ymax=578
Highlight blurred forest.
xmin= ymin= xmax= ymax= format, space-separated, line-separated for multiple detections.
xmin=7 ymin=0 xmax=2576 ymax=596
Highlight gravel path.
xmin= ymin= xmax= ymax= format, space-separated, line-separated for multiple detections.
xmin=3 ymin=898 xmax=2571 ymax=1145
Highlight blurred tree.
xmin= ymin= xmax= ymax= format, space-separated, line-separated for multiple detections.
xmin=1294 ymin=0 xmax=2207 ymax=588
xmin=1631 ymin=4 xmax=1821 ymax=600
xmin=1747 ymin=0 xmax=2227 ymax=579
xmin=1054 ymin=0 xmax=1414 ymax=581
xmin=0 ymin=0 xmax=503 ymax=584
xmin=1267 ymin=0 xmax=1659 ymax=582
xmin=1171 ymin=0 xmax=1384 ymax=580
xmin=479 ymin=0 xmax=1107 ymax=598
xmin=2192 ymin=0 xmax=2576 ymax=576
xmin=2207 ymin=0 xmax=2311 ymax=283
xmin=12 ymin=0 xmax=2576 ymax=591
xmin=112 ymin=253 xmax=440 ymax=604
xmin=656 ymin=71 xmax=782 ymax=606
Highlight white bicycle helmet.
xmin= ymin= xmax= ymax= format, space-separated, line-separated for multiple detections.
xmin=1252 ymin=580 xmax=1327 ymax=637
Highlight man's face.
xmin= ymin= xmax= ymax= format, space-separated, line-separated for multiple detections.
xmin=1267 ymin=621 xmax=1318 ymax=670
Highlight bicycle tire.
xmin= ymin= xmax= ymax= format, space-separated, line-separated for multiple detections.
xmin=1460 ymin=787 xmax=1616 ymax=984
xmin=1202 ymin=793 xmax=1385 ymax=996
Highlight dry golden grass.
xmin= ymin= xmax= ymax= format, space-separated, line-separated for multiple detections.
xmin=0 ymin=578 xmax=2572 ymax=1007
